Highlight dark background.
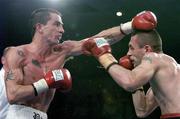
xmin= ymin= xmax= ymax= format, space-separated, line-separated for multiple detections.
xmin=0 ymin=0 xmax=180 ymax=119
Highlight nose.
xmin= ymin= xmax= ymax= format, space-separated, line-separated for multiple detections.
xmin=127 ymin=49 xmax=131 ymax=56
xmin=58 ymin=26 xmax=65 ymax=34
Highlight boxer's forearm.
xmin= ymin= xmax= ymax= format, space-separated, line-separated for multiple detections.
xmin=93 ymin=26 xmax=126 ymax=45
xmin=6 ymin=84 xmax=36 ymax=104
xmin=98 ymin=53 xmax=118 ymax=69
xmin=98 ymin=54 xmax=141 ymax=91
xmin=132 ymin=89 xmax=147 ymax=114
xmin=74 ymin=26 xmax=125 ymax=54
xmin=132 ymin=87 xmax=158 ymax=118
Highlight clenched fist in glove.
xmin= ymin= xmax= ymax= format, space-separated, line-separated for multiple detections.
xmin=82 ymin=37 xmax=118 ymax=69
xmin=120 ymin=11 xmax=157 ymax=35
xmin=82 ymin=37 xmax=111 ymax=58
xmin=32 ymin=68 xmax=72 ymax=96
xmin=119 ymin=55 xmax=134 ymax=70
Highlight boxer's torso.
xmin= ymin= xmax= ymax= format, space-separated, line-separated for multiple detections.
xmin=6 ymin=44 xmax=70 ymax=112
xmin=149 ymin=53 xmax=180 ymax=114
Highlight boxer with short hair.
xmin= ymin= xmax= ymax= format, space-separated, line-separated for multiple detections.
xmin=83 ymin=11 xmax=180 ymax=119
xmin=1 ymin=8 xmax=146 ymax=119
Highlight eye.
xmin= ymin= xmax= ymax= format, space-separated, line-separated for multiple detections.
xmin=129 ymin=45 xmax=134 ymax=50
xmin=56 ymin=22 xmax=60 ymax=26
xmin=54 ymin=22 xmax=62 ymax=27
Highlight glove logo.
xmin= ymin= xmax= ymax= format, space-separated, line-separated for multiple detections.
xmin=95 ymin=38 xmax=108 ymax=48
xmin=52 ymin=70 xmax=64 ymax=81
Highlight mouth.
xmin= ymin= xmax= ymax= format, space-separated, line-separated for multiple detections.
xmin=56 ymin=35 xmax=62 ymax=39
xmin=55 ymin=35 xmax=62 ymax=43
xmin=130 ymin=58 xmax=135 ymax=67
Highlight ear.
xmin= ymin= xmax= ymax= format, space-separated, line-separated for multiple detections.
xmin=144 ymin=45 xmax=153 ymax=52
xmin=35 ymin=23 xmax=43 ymax=33
xmin=1 ymin=56 xmax=5 ymax=65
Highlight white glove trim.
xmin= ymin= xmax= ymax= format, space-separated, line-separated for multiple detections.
xmin=33 ymin=79 xmax=49 ymax=95
xmin=120 ymin=21 xmax=133 ymax=35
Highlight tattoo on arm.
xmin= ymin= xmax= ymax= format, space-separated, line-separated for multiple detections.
xmin=105 ymin=35 xmax=117 ymax=44
xmin=142 ymin=56 xmax=152 ymax=64
xmin=17 ymin=50 xmax=25 ymax=57
xmin=6 ymin=70 xmax=14 ymax=80
xmin=32 ymin=59 xmax=41 ymax=68
xmin=105 ymin=35 xmax=114 ymax=39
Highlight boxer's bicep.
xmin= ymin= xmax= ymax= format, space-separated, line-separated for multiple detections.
xmin=4 ymin=48 xmax=26 ymax=102
xmin=70 ymin=40 xmax=84 ymax=55
xmin=5 ymin=48 xmax=25 ymax=81
xmin=62 ymin=40 xmax=84 ymax=56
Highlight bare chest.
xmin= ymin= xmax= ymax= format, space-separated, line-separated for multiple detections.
xmin=22 ymin=53 xmax=66 ymax=84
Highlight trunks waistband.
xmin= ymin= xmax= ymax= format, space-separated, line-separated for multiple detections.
xmin=161 ymin=113 xmax=180 ymax=119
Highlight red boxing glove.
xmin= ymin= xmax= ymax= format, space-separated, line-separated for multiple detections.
xmin=119 ymin=55 xmax=134 ymax=70
xmin=32 ymin=68 xmax=72 ymax=96
xmin=132 ymin=11 xmax=157 ymax=31
xmin=82 ymin=37 xmax=111 ymax=58
xmin=120 ymin=11 xmax=157 ymax=35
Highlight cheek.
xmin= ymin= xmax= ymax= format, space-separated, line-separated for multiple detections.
xmin=136 ymin=52 xmax=143 ymax=59
xmin=132 ymin=50 xmax=142 ymax=61
xmin=44 ymin=29 xmax=55 ymax=38
xmin=133 ymin=54 xmax=142 ymax=66
xmin=132 ymin=50 xmax=139 ymax=57
xmin=43 ymin=26 xmax=55 ymax=34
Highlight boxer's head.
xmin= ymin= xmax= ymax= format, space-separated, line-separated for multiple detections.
xmin=30 ymin=8 xmax=61 ymax=35
xmin=31 ymin=8 xmax=64 ymax=45
xmin=127 ymin=30 xmax=162 ymax=67
xmin=132 ymin=30 xmax=162 ymax=52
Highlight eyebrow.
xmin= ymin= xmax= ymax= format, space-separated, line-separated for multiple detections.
xmin=56 ymin=20 xmax=63 ymax=25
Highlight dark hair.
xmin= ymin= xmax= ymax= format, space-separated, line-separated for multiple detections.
xmin=30 ymin=8 xmax=61 ymax=36
xmin=132 ymin=30 xmax=163 ymax=52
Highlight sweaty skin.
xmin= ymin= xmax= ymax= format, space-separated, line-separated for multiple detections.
xmin=3 ymin=13 xmax=84 ymax=112
xmin=3 ymin=12 xmax=126 ymax=112
xmin=4 ymin=43 xmax=74 ymax=112
xmin=108 ymin=37 xmax=180 ymax=114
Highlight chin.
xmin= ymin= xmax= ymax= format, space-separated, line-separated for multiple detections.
xmin=56 ymin=40 xmax=60 ymax=44
xmin=133 ymin=63 xmax=138 ymax=67
xmin=53 ymin=39 xmax=59 ymax=44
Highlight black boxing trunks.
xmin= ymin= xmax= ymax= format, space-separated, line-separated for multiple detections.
xmin=160 ymin=113 xmax=180 ymax=119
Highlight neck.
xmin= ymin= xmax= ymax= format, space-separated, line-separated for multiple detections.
xmin=29 ymin=35 xmax=53 ymax=57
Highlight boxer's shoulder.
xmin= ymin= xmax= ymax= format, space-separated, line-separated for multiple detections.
xmin=4 ymin=45 xmax=27 ymax=66
xmin=9 ymin=47 xmax=26 ymax=58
